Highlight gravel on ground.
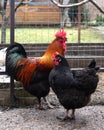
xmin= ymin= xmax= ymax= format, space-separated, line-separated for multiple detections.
xmin=0 ymin=72 xmax=104 ymax=130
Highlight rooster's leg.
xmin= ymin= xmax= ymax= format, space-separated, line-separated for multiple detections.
xmin=37 ymin=98 xmax=44 ymax=110
xmin=43 ymin=97 xmax=54 ymax=109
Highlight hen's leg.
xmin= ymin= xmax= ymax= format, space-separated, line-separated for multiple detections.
xmin=70 ymin=109 xmax=75 ymax=120
xmin=57 ymin=109 xmax=75 ymax=121
xmin=63 ymin=109 xmax=75 ymax=120
xmin=63 ymin=109 xmax=69 ymax=120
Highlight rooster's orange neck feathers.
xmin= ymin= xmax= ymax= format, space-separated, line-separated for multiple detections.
xmin=39 ymin=38 xmax=66 ymax=69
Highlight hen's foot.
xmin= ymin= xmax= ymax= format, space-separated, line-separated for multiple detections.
xmin=56 ymin=115 xmax=75 ymax=121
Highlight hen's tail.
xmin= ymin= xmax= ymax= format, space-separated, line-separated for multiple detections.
xmin=5 ymin=42 xmax=27 ymax=79
xmin=88 ymin=59 xmax=100 ymax=71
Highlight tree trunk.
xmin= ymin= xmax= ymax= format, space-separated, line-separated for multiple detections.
xmin=0 ymin=0 xmax=24 ymax=44
xmin=1 ymin=9 xmax=7 ymax=44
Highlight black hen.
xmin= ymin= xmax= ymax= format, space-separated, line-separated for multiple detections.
xmin=49 ymin=53 xmax=99 ymax=120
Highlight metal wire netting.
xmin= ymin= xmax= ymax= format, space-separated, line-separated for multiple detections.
xmin=0 ymin=0 xmax=104 ymax=107
xmin=0 ymin=0 xmax=104 ymax=44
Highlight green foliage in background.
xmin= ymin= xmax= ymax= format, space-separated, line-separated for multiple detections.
xmin=68 ymin=0 xmax=90 ymax=26
xmin=96 ymin=15 xmax=104 ymax=26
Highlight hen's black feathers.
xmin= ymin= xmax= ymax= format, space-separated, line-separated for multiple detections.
xmin=87 ymin=59 xmax=96 ymax=68
xmin=49 ymin=54 xmax=99 ymax=111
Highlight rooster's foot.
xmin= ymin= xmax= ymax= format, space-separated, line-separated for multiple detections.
xmin=43 ymin=97 xmax=55 ymax=109
xmin=50 ymin=102 xmax=60 ymax=108
xmin=36 ymin=104 xmax=47 ymax=110
xmin=38 ymin=107 xmax=46 ymax=110
xmin=47 ymin=103 xmax=54 ymax=109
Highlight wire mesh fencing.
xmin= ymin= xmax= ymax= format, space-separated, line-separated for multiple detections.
xmin=0 ymin=0 xmax=104 ymax=44
xmin=0 ymin=0 xmax=104 ymax=107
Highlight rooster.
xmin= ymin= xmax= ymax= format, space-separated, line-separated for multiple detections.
xmin=5 ymin=29 xmax=67 ymax=109
xmin=49 ymin=52 xmax=99 ymax=120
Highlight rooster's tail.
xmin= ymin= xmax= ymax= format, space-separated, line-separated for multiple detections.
xmin=5 ymin=42 xmax=27 ymax=79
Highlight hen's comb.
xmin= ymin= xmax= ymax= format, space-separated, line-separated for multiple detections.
xmin=55 ymin=29 xmax=66 ymax=39
xmin=53 ymin=52 xmax=59 ymax=58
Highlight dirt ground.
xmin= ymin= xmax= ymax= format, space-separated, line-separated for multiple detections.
xmin=0 ymin=72 xmax=104 ymax=130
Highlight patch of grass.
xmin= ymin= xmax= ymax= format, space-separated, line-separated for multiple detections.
xmin=0 ymin=27 xmax=104 ymax=44
xmin=80 ymin=28 xmax=104 ymax=43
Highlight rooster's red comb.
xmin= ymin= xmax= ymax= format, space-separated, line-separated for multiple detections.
xmin=53 ymin=52 xmax=59 ymax=58
xmin=55 ymin=29 xmax=66 ymax=39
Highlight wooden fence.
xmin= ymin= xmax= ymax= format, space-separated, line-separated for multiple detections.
xmin=0 ymin=43 xmax=104 ymax=68
xmin=0 ymin=5 xmax=61 ymax=25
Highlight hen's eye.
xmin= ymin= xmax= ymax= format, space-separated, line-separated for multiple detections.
xmin=57 ymin=57 xmax=61 ymax=62
xmin=59 ymin=59 xmax=61 ymax=62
